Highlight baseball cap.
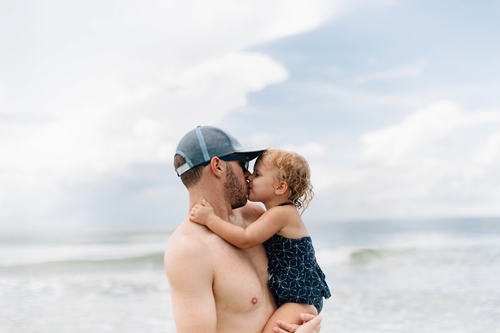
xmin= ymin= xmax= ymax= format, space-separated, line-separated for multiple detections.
xmin=175 ymin=125 xmax=265 ymax=176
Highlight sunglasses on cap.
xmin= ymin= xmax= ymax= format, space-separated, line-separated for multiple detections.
xmin=220 ymin=155 xmax=250 ymax=172
xmin=201 ymin=155 xmax=251 ymax=171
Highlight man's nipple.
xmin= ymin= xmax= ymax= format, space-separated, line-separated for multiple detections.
xmin=251 ymin=297 xmax=258 ymax=305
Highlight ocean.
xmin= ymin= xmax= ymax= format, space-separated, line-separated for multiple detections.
xmin=1 ymin=218 xmax=499 ymax=333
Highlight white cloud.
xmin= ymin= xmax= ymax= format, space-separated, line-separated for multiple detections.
xmin=360 ymin=101 xmax=500 ymax=165
xmin=474 ymin=131 xmax=500 ymax=166
xmin=259 ymin=0 xmax=344 ymax=41
xmin=313 ymin=101 xmax=500 ymax=219
xmin=175 ymin=52 xmax=288 ymax=99
xmin=0 ymin=0 xmax=343 ymax=225
xmin=281 ymin=142 xmax=327 ymax=159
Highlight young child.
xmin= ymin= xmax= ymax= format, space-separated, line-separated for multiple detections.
xmin=189 ymin=148 xmax=331 ymax=332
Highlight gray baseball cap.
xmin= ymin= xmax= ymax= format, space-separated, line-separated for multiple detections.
xmin=175 ymin=125 xmax=265 ymax=176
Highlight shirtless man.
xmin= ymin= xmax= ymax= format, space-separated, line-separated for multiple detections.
xmin=164 ymin=126 xmax=322 ymax=333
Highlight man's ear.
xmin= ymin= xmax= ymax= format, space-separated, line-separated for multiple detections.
xmin=274 ymin=181 xmax=289 ymax=195
xmin=209 ymin=157 xmax=224 ymax=178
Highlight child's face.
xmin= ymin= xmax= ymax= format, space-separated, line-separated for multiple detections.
xmin=247 ymin=156 xmax=278 ymax=204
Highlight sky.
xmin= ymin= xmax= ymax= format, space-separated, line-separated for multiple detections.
xmin=1 ymin=0 xmax=500 ymax=229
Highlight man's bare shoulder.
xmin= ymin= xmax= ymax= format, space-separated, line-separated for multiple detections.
xmin=234 ymin=202 xmax=266 ymax=226
xmin=164 ymin=219 xmax=214 ymax=270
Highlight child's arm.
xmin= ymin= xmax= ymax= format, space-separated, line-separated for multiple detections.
xmin=189 ymin=200 xmax=288 ymax=249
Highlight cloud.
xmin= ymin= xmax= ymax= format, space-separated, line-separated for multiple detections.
xmin=474 ymin=131 xmax=500 ymax=166
xmin=0 ymin=0 xmax=343 ymax=226
xmin=360 ymin=101 xmax=500 ymax=165
xmin=313 ymin=101 xmax=500 ymax=219
xmin=174 ymin=52 xmax=288 ymax=100
xmin=281 ymin=142 xmax=327 ymax=159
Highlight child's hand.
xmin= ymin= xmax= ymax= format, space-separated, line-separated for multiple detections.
xmin=189 ymin=199 xmax=215 ymax=225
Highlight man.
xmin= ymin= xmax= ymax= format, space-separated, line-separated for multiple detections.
xmin=164 ymin=126 xmax=322 ymax=333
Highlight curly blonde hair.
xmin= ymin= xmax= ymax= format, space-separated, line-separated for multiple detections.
xmin=260 ymin=148 xmax=314 ymax=214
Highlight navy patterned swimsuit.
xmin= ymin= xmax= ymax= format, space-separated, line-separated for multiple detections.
xmin=263 ymin=233 xmax=331 ymax=313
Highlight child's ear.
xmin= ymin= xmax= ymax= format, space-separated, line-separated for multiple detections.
xmin=275 ymin=181 xmax=289 ymax=195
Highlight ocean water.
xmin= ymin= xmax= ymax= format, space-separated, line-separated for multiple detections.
xmin=1 ymin=218 xmax=499 ymax=333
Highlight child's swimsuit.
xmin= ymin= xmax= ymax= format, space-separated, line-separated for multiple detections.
xmin=263 ymin=233 xmax=331 ymax=313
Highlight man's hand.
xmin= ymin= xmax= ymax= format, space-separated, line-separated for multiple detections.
xmin=189 ymin=199 xmax=215 ymax=225
xmin=274 ymin=313 xmax=322 ymax=333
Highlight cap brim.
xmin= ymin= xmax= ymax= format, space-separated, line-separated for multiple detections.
xmin=231 ymin=149 xmax=266 ymax=161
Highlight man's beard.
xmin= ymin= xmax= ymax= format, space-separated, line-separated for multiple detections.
xmin=224 ymin=163 xmax=248 ymax=209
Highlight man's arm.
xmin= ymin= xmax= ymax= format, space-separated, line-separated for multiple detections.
xmin=165 ymin=237 xmax=216 ymax=333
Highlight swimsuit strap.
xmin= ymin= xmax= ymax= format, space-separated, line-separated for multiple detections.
xmin=278 ymin=202 xmax=294 ymax=207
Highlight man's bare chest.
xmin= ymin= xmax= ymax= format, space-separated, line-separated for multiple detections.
xmin=211 ymin=242 xmax=271 ymax=311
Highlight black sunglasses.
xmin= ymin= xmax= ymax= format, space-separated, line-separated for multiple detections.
xmin=220 ymin=155 xmax=250 ymax=172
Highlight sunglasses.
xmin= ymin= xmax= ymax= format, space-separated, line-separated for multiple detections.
xmin=220 ymin=155 xmax=250 ymax=172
